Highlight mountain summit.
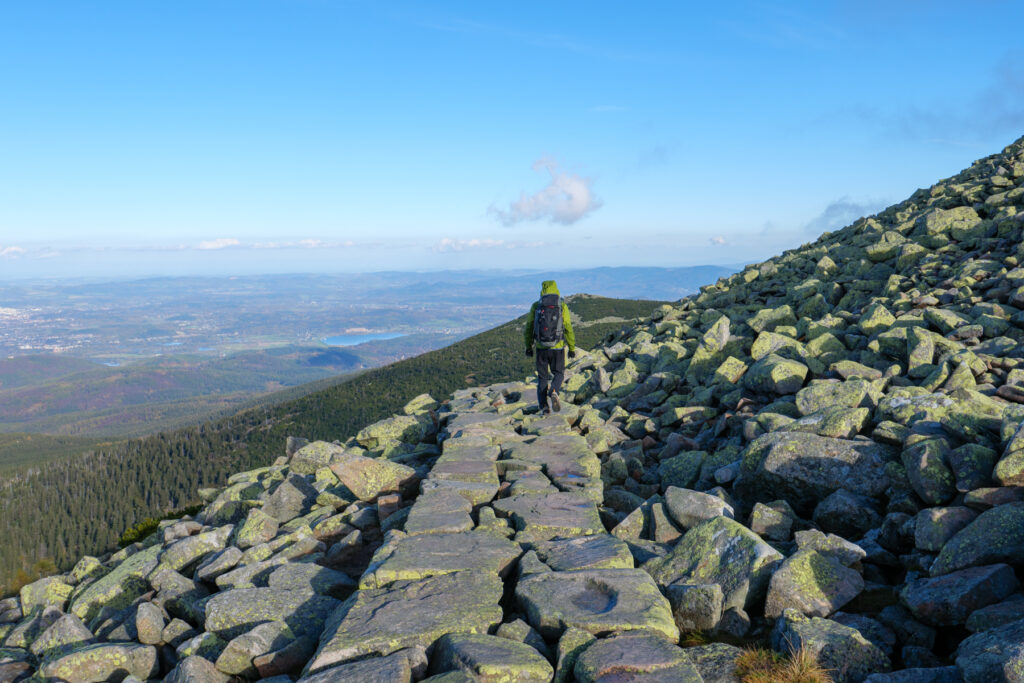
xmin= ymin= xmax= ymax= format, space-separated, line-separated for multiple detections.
xmin=3 ymin=135 xmax=1024 ymax=681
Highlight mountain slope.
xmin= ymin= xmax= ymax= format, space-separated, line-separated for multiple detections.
xmin=0 ymin=295 xmax=664 ymax=593
xmin=4 ymin=136 xmax=1024 ymax=679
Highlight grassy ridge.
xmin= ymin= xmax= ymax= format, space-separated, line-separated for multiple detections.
xmin=0 ymin=295 xmax=665 ymax=593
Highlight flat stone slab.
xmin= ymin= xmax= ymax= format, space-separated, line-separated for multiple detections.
xmin=573 ymin=633 xmax=702 ymax=683
xmin=419 ymin=478 xmax=499 ymax=507
xmin=532 ymin=534 xmax=635 ymax=571
xmin=432 ymin=633 xmax=553 ymax=682
xmin=204 ymin=587 xmax=339 ymax=640
xmin=266 ymin=563 xmax=356 ymax=597
xmin=403 ymin=489 xmax=474 ymax=535
xmin=516 ymin=568 xmax=679 ymax=641
xmin=493 ymin=492 xmax=605 ymax=543
xmin=307 ymin=570 xmax=504 ymax=674
xmin=360 ymin=531 xmax=521 ymax=588
xmin=503 ymin=435 xmax=602 ymax=497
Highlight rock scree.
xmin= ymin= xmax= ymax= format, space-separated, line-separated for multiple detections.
xmin=6 ymin=135 xmax=1024 ymax=681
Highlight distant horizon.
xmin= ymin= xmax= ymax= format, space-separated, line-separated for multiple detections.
xmin=0 ymin=263 xmax=744 ymax=285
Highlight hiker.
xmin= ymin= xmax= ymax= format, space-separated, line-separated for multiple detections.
xmin=525 ymin=280 xmax=576 ymax=413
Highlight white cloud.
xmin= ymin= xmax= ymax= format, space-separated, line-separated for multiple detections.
xmin=0 ymin=246 xmax=26 ymax=258
xmin=197 ymin=238 xmax=241 ymax=250
xmin=434 ymin=238 xmax=547 ymax=253
xmin=491 ymin=158 xmax=602 ymax=226
xmin=709 ymin=236 xmax=728 ymax=246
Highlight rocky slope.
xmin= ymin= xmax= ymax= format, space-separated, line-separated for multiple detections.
xmin=4 ymin=135 xmax=1024 ymax=682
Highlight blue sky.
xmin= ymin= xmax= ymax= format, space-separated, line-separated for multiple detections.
xmin=1 ymin=1 xmax=1023 ymax=279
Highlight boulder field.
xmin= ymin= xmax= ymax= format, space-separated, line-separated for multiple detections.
xmin=5 ymin=137 xmax=1024 ymax=681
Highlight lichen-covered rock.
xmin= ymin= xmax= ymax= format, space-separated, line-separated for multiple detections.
xmin=70 ymin=543 xmax=161 ymax=622
xmin=38 ymin=642 xmax=159 ymax=683
xmin=738 ymin=431 xmax=892 ymax=513
xmin=329 ymin=454 xmax=417 ymax=502
xmin=516 ymin=568 xmax=678 ymax=641
xmin=262 ymin=474 xmax=320 ymax=523
xmin=794 ymin=529 xmax=867 ymax=566
xmin=204 ymin=587 xmax=338 ymax=641
xmin=901 ymin=439 xmax=957 ymax=506
xmin=931 ymin=503 xmax=1024 ymax=576
xmin=236 ymin=508 xmax=280 ymax=549
xmin=743 ymin=353 xmax=808 ymax=395
xmin=765 ymin=549 xmax=864 ymax=618
xmin=431 ymin=633 xmax=553 ymax=682
xmin=914 ymin=506 xmax=978 ymax=552
xmin=666 ymin=583 xmax=723 ymax=632
xmin=215 ymin=621 xmax=296 ymax=677
xmin=492 ymin=492 xmax=604 ymax=542
xmin=813 ymin=489 xmax=882 ymax=539
xmin=531 ymin=533 xmax=634 ymax=571
xmin=266 ymin=563 xmax=355 ymax=597
xmin=298 ymin=648 xmax=417 ymax=682
xmin=19 ymin=576 xmax=74 ymax=615
xmin=901 ymin=564 xmax=1020 ymax=626
xmin=290 ymin=441 xmax=346 ymax=475
xmin=573 ymin=632 xmax=703 ymax=682
xmin=28 ymin=613 xmax=94 ymax=659
xmin=360 ymin=531 xmax=519 ymax=588
xmin=645 ymin=516 xmax=783 ymax=612
xmin=159 ymin=524 xmax=233 ymax=573
xmin=134 ymin=602 xmax=165 ymax=645
xmin=955 ymin=616 xmax=1024 ymax=683
xmin=165 ymin=654 xmax=232 ymax=683
xmin=307 ymin=570 xmax=504 ymax=674
xmin=663 ymin=486 xmax=735 ymax=529
xmin=772 ymin=609 xmax=891 ymax=683
xmin=355 ymin=414 xmax=432 ymax=450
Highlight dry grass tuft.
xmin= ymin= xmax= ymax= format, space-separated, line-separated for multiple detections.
xmin=679 ymin=630 xmax=711 ymax=647
xmin=735 ymin=646 xmax=832 ymax=683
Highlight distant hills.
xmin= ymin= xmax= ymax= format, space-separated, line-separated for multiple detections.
xmin=0 ymin=294 xmax=666 ymax=593
xmin=0 ymin=265 xmax=734 ymax=439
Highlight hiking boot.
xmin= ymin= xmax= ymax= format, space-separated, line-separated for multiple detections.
xmin=549 ymin=391 xmax=561 ymax=413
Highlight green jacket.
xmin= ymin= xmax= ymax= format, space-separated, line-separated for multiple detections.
xmin=524 ymin=280 xmax=575 ymax=352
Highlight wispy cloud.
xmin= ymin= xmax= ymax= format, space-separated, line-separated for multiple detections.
xmin=0 ymin=246 xmax=26 ymax=258
xmin=434 ymin=238 xmax=548 ymax=253
xmin=709 ymin=236 xmax=728 ymax=246
xmin=804 ymin=197 xmax=887 ymax=235
xmin=250 ymin=239 xmax=356 ymax=249
xmin=197 ymin=238 xmax=241 ymax=250
xmin=850 ymin=54 xmax=1024 ymax=144
xmin=490 ymin=158 xmax=602 ymax=226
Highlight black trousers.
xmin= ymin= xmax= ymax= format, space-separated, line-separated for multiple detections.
xmin=536 ymin=347 xmax=565 ymax=407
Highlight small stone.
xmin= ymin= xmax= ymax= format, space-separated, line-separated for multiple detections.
xmin=666 ymin=583 xmax=723 ymax=632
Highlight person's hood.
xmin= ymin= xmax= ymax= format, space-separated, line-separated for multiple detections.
xmin=540 ymin=280 xmax=560 ymax=296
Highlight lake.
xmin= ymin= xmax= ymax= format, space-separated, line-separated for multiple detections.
xmin=323 ymin=332 xmax=405 ymax=347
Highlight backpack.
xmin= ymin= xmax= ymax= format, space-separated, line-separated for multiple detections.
xmin=533 ymin=294 xmax=563 ymax=349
